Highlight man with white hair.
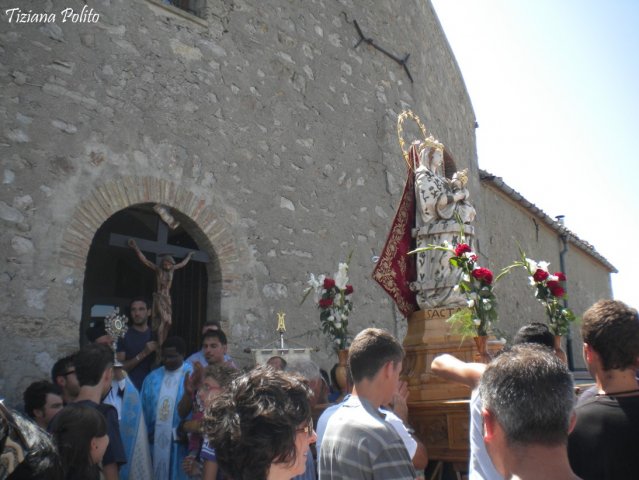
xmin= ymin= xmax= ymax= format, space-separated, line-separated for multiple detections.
xmin=286 ymin=358 xmax=327 ymax=407
xmin=286 ymin=357 xmax=326 ymax=480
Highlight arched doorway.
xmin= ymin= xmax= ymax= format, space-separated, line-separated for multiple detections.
xmin=80 ymin=203 xmax=215 ymax=353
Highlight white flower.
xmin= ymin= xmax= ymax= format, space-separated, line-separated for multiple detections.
xmin=528 ymin=276 xmax=536 ymax=286
xmin=308 ymin=273 xmax=328 ymax=302
xmin=467 ymin=299 xmax=475 ymax=308
xmin=442 ymin=240 xmax=451 ymax=248
xmin=453 ymin=284 xmax=460 ymax=292
xmin=548 ymin=274 xmax=559 ymax=282
xmin=328 ymin=315 xmax=335 ymax=322
xmin=463 ymin=274 xmax=470 ymax=282
xmin=526 ymin=258 xmax=537 ymax=272
xmin=473 ymin=318 xmax=481 ymax=326
xmin=334 ymin=322 xmax=342 ymax=329
xmin=335 ymin=263 xmax=349 ymax=290
xmin=482 ymin=299 xmax=492 ymax=310
xmin=307 ymin=273 xmax=321 ymax=289
xmin=538 ymin=261 xmax=550 ymax=272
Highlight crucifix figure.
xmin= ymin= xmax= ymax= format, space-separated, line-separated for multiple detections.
xmin=128 ymin=238 xmax=194 ymax=345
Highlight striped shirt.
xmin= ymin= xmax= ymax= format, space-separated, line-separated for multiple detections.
xmin=318 ymin=396 xmax=416 ymax=480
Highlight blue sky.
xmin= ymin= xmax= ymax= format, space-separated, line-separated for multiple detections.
xmin=431 ymin=0 xmax=639 ymax=309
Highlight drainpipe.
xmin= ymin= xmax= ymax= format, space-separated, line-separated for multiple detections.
xmin=555 ymin=215 xmax=574 ymax=370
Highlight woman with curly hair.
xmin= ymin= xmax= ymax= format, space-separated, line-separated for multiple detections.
xmin=203 ymin=366 xmax=317 ymax=480
xmin=49 ymin=403 xmax=109 ymax=480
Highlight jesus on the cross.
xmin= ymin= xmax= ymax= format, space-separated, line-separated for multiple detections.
xmin=129 ymin=238 xmax=194 ymax=345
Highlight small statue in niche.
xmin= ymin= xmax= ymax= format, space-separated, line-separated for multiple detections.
xmin=128 ymin=238 xmax=194 ymax=345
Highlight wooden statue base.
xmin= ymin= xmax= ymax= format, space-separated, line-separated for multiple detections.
xmin=410 ymin=399 xmax=470 ymax=463
xmin=403 ymin=307 xmax=502 ymax=466
xmin=403 ymin=307 xmax=475 ymax=402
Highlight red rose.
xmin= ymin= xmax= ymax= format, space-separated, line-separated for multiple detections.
xmin=554 ymin=272 xmax=567 ymax=281
xmin=454 ymin=243 xmax=472 ymax=257
xmin=471 ymin=267 xmax=493 ymax=285
xmin=470 ymin=255 xmax=478 ymax=263
xmin=345 ymin=285 xmax=354 ymax=295
xmin=547 ymin=281 xmax=565 ymax=298
xmin=323 ymin=278 xmax=336 ymax=289
xmin=533 ymin=269 xmax=549 ymax=282
xmin=318 ymin=298 xmax=334 ymax=308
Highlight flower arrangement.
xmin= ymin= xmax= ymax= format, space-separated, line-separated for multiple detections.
xmin=412 ymin=239 xmax=498 ymax=337
xmin=501 ymin=250 xmax=576 ymax=335
xmin=303 ymin=260 xmax=354 ymax=350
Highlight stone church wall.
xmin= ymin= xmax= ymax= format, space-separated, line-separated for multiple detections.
xmin=1 ymin=0 xmax=479 ymax=404
xmin=0 ymin=0 xmax=611 ymax=406
xmin=477 ymin=183 xmax=613 ymax=369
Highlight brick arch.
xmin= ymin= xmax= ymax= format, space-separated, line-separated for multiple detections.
xmin=59 ymin=176 xmax=240 ymax=297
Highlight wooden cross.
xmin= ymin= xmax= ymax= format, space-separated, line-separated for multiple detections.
xmin=108 ymin=218 xmax=209 ymax=264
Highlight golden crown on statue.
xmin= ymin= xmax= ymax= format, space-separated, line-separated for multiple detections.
xmin=453 ymin=169 xmax=469 ymax=187
xmin=419 ymin=134 xmax=444 ymax=153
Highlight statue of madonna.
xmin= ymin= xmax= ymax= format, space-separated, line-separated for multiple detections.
xmin=410 ymin=137 xmax=476 ymax=309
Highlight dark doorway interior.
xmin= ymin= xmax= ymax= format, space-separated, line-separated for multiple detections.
xmin=81 ymin=204 xmax=209 ymax=354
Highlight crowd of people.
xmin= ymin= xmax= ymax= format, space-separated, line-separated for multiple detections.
xmin=1 ymin=298 xmax=638 ymax=480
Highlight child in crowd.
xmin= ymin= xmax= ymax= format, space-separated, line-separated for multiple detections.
xmin=181 ymin=364 xmax=237 ymax=479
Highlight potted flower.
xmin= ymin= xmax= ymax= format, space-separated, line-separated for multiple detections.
xmin=500 ymin=249 xmax=576 ymax=361
xmin=303 ymin=258 xmax=354 ymax=393
xmin=411 ymin=239 xmax=498 ymax=362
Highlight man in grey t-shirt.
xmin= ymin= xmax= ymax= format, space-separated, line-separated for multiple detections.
xmin=318 ymin=328 xmax=416 ymax=480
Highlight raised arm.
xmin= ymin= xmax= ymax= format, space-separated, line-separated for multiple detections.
xmin=388 ymin=381 xmax=429 ymax=470
xmin=177 ymin=361 xmax=203 ymax=419
xmin=173 ymin=251 xmax=194 ymax=270
xmin=128 ymin=239 xmax=157 ymax=270
xmin=430 ymin=354 xmax=486 ymax=389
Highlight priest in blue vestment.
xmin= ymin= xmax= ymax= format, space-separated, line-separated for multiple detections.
xmin=141 ymin=336 xmax=193 ymax=480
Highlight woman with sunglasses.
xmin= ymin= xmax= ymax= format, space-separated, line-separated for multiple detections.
xmin=203 ymin=366 xmax=317 ymax=480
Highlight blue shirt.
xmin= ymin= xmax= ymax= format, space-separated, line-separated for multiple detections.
xmin=117 ymin=327 xmax=154 ymax=390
